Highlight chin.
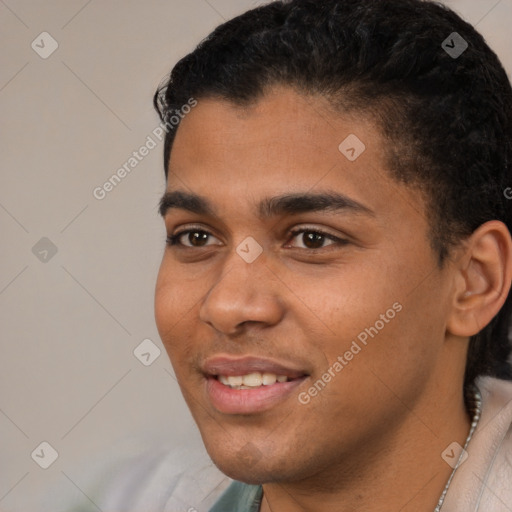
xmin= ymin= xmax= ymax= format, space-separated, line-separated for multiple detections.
xmin=204 ymin=441 xmax=304 ymax=485
xmin=211 ymin=458 xmax=277 ymax=485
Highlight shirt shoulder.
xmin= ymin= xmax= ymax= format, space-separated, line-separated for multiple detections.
xmin=441 ymin=376 xmax=512 ymax=511
xmin=89 ymin=442 xmax=231 ymax=512
xmin=209 ymin=481 xmax=263 ymax=512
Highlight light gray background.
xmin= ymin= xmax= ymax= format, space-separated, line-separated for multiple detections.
xmin=1 ymin=1 xmax=511 ymax=511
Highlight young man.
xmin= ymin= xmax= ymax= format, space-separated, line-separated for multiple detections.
xmin=153 ymin=0 xmax=512 ymax=510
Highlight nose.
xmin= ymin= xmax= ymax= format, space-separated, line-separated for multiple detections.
xmin=199 ymin=251 xmax=285 ymax=336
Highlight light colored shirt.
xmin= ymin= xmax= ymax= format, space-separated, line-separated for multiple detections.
xmin=209 ymin=481 xmax=262 ymax=512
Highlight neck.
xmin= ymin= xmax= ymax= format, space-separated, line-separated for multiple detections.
xmin=259 ymin=377 xmax=472 ymax=512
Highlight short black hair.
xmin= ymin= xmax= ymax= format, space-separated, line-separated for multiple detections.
xmin=153 ymin=0 xmax=512 ymax=388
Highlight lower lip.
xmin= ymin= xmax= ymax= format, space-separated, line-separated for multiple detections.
xmin=206 ymin=376 xmax=307 ymax=414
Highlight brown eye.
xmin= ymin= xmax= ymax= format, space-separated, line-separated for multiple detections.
xmin=187 ymin=231 xmax=209 ymax=246
xmin=300 ymin=231 xmax=327 ymax=249
xmin=287 ymin=229 xmax=348 ymax=250
xmin=166 ymin=229 xmax=221 ymax=248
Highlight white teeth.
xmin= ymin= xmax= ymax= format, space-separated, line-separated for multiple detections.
xmin=218 ymin=375 xmax=230 ymax=386
xmin=217 ymin=372 xmax=290 ymax=388
xmin=226 ymin=375 xmax=243 ymax=387
xmin=262 ymin=373 xmax=277 ymax=385
xmin=243 ymin=372 xmax=262 ymax=387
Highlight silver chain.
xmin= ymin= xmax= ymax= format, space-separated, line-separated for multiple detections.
xmin=433 ymin=385 xmax=482 ymax=512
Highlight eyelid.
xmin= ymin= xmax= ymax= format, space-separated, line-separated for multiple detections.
xmin=285 ymin=225 xmax=348 ymax=248
xmin=167 ymin=225 xmax=222 ymax=247
xmin=169 ymin=223 xmax=219 ymax=238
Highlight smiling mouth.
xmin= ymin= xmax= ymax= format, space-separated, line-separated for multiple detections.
xmin=215 ymin=372 xmax=304 ymax=389
xmin=206 ymin=372 xmax=309 ymax=414
xmin=202 ymin=355 xmax=311 ymax=413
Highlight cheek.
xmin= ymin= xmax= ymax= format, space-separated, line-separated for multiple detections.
xmin=154 ymin=262 xmax=174 ymax=336
xmin=280 ymin=260 xmax=397 ymax=340
xmin=154 ymin=258 xmax=215 ymax=378
xmin=154 ymin=259 xmax=191 ymax=351
xmin=285 ymin=253 xmax=442 ymax=384
xmin=154 ymin=256 xmax=204 ymax=323
xmin=325 ymin=279 xmax=446 ymax=408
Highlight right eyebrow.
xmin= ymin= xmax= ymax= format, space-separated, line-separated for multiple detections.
xmin=159 ymin=190 xmax=217 ymax=218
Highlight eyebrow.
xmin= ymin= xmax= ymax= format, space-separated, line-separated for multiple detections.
xmin=159 ymin=190 xmax=374 ymax=219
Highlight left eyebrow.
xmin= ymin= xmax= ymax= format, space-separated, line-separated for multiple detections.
xmin=158 ymin=190 xmax=374 ymax=219
xmin=258 ymin=191 xmax=374 ymax=218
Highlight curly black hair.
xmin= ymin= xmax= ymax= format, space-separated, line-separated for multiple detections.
xmin=153 ymin=0 xmax=512 ymax=388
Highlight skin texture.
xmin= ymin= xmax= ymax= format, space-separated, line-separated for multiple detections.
xmin=154 ymin=85 xmax=512 ymax=512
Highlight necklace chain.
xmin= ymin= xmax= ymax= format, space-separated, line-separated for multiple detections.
xmin=433 ymin=384 xmax=482 ymax=512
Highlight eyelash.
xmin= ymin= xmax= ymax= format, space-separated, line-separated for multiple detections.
xmin=287 ymin=228 xmax=348 ymax=250
xmin=166 ymin=227 xmax=348 ymax=250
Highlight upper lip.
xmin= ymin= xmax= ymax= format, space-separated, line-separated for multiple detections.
xmin=202 ymin=355 xmax=309 ymax=378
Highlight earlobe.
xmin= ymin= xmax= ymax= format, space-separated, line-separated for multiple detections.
xmin=447 ymin=220 xmax=512 ymax=338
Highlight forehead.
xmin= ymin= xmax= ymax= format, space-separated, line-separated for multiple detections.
xmin=169 ymin=87 xmax=385 ymax=183
xmin=174 ymin=87 xmax=380 ymax=160
xmin=164 ymin=86 xmax=426 ymax=231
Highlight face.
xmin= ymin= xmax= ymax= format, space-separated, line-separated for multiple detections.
xmin=155 ymin=85 xmax=457 ymax=485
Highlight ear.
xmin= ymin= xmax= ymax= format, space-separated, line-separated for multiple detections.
xmin=447 ymin=220 xmax=512 ymax=337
